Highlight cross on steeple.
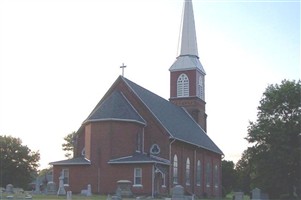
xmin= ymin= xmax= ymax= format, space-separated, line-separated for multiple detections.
xmin=120 ymin=63 xmax=126 ymax=77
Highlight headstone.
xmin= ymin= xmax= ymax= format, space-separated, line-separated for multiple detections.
xmin=34 ymin=178 xmax=40 ymax=194
xmin=116 ymin=180 xmax=132 ymax=197
xmin=57 ymin=175 xmax=66 ymax=196
xmin=252 ymin=188 xmax=261 ymax=200
xmin=172 ymin=185 xmax=185 ymax=200
xmin=46 ymin=181 xmax=57 ymax=195
xmin=6 ymin=184 xmax=14 ymax=194
xmin=86 ymin=184 xmax=92 ymax=196
xmin=112 ymin=187 xmax=122 ymax=200
xmin=81 ymin=189 xmax=87 ymax=196
xmin=234 ymin=192 xmax=244 ymax=200
xmin=67 ymin=191 xmax=72 ymax=200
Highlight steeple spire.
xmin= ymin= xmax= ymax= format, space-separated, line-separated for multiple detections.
xmin=169 ymin=0 xmax=207 ymax=131
xmin=179 ymin=0 xmax=198 ymax=57
xmin=169 ymin=0 xmax=205 ymax=73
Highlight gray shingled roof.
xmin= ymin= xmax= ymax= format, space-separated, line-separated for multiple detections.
xmin=123 ymin=77 xmax=223 ymax=155
xmin=108 ymin=152 xmax=170 ymax=165
xmin=50 ymin=157 xmax=91 ymax=166
xmin=84 ymin=91 xmax=146 ymax=125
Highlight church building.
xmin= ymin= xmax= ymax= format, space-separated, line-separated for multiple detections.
xmin=50 ymin=0 xmax=223 ymax=198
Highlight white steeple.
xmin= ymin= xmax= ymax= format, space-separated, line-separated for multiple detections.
xmin=169 ymin=0 xmax=205 ymax=74
xmin=179 ymin=0 xmax=198 ymax=57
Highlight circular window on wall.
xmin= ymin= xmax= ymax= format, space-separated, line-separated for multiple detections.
xmin=150 ymin=144 xmax=160 ymax=155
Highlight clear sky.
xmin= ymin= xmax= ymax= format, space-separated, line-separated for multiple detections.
xmin=0 ymin=0 xmax=300 ymax=170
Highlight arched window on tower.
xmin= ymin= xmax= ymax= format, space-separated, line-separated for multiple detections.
xmin=173 ymin=154 xmax=178 ymax=184
xmin=177 ymin=73 xmax=189 ymax=97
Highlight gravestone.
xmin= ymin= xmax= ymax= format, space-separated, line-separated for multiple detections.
xmin=112 ymin=187 xmax=122 ymax=200
xmin=46 ymin=181 xmax=57 ymax=195
xmin=67 ymin=191 xmax=72 ymax=200
xmin=57 ymin=175 xmax=66 ymax=196
xmin=5 ymin=184 xmax=14 ymax=194
xmin=86 ymin=184 xmax=92 ymax=196
xmin=171 ymin=185 xmax=185 ymax=200
xmin=116 ymin=180 xmax=132 ymax=197
xmin=252 ymin=188 xmax=261 ymax=200
xmin=234 ymin=192 xmax=244 ymax=200
xmin=34 ymin=178 xmax=40 ymax=194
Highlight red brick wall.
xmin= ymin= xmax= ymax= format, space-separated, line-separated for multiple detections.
xmin=170 ymin=141 xmax=222 ymax=198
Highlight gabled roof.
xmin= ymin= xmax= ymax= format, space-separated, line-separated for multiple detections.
xmin=50 ymin=157 xmax=91 ymax=166
xmin=122 ymin=77 xmax=223 ymax=155
xmin=84 ymin=91 xmax=146 ymax=125
xmin=108 ymin=152 xmax=170 ymax=165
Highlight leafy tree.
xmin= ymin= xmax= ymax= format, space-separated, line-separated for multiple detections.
xmin=222 ymin=160 xmax=238 ymax=196
xmin=240 ymin=80 xmax=301 ymax=199
xmin=62 ymin=131 xmax=77 ymax=158
xmin=0 ymin=135 xmax=40 ymax=189
xmin=235 ymin=149 xmax=253 ymax=194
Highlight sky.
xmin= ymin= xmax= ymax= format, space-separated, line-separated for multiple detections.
xmin=0 ymin=0 xmax=300 ymax=170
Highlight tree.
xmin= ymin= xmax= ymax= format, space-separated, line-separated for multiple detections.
xmin=222 ymin=160 xmax=238 ymax=196
xmin=0 ymin=135 xmax=40 ymax=189
xmin=240 ymin=80 xmax=301 ymax=199
xmin=62 ymin=131 xmax=77 ymax=158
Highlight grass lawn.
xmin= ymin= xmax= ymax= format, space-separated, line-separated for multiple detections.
xmin=1 ymin=193 xmax=250 ymax=200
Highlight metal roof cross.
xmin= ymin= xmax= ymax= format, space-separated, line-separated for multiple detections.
xmin=120 ymin=63 xmax=127 ymax=77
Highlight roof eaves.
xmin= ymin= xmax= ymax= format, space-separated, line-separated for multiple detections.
xmin=49 ymin=158 xmax=91 ymax=166
xmin=83 ymin=118 xmax=146 ymax=126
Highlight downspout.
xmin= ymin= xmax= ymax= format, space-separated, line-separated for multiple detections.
xmin=152 ymin=164 xmax=155 ymax=198
xmin=193 ymin=149 xmax=196 ymax=195
xmin=169 ymin=138 xmax=176 ymax=193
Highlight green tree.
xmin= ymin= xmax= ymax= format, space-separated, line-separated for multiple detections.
xmin=62 ymin=131 xmax=77 ymax=158
xmin=241 ymin=80 xmax=301 ymax=199
xmin=222 ymin=160 xmax=238 ymax=196
xmin=0 ymin=135 xmax=40 ymax=189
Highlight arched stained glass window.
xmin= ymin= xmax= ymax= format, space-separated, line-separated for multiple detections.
xmin=196 ymin=160 xmax=202 ymax=186
xmin=185 ymin=158 xmax=190 ymax=185
xmin=177 ymin=74 xmax=189 ymax=97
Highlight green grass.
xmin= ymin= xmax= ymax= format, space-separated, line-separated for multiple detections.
xmin=0 ymin=194 xmax=107 ymax=200
xmin=1 ymin=193 xmax=251 ymax=200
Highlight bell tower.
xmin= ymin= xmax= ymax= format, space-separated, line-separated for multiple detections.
xmin=169 ymin=0 xmax=207 ymax=131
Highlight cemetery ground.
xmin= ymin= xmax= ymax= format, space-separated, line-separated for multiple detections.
xmin=0 ymin=193 xmax=251 ymax=200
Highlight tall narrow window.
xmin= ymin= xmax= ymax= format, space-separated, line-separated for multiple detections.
xmin=136 ymin=133 xmax=142 ymax=152
xmin=185 ymin=158 xmax=190 ymax=185
xmin=62 ymin=168 xmax=69 ymax=185
xmin=134 ymin=168 xmax=142 ymax=185
xmin=198 ymin=76 xmax=204 ymax=100
xmin=177 ymin=74 xmax=189 ymax=97
xmin=173 ymin=154 xmax=178 ymax=184
xmin=196 ymin=160 xmax=202 ymax=186
xmin=214 ymin=164 xmax=219 ymax=188
xmin=206 ymin=162 xmax=211 ymax=187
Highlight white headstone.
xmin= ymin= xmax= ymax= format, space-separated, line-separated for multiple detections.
xmin=252 ymin=188 xmax=261 ymax=200
xmin=234 ymin=192 xmax=244 ymax=200
xmin=86 ymin=184 xmax=92 ymax=197
xmin=34 ymin=178 xmax=40 ymax=194
xmin=67 ymin=191 xmax=72 ymax=200
xmin=6 ymin=184 xmax=13 ymax=194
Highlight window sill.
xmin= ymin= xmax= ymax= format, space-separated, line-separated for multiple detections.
xmin=133 ymin=184 xmax=143 ymax=188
